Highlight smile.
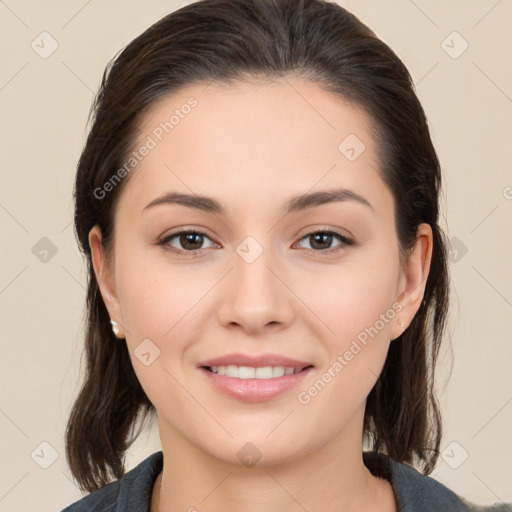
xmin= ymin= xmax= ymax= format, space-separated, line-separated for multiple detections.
xmin=205 ymin=365 xmax=308 ymax=379
xmin=198 ymin=354 xmax=314 ymax=402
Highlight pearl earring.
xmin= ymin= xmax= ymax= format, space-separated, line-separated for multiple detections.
xmin=110 ymin=320 xmax=121 ymax=336
xmin=397 ymin=319 xmax=405 ymax=328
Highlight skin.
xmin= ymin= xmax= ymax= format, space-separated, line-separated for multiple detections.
xmin=89 ymin=76 xmax=432 ymax=512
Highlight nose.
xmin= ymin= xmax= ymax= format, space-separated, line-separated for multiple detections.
xmin=216 ymin=243 xmax=296 ymax=336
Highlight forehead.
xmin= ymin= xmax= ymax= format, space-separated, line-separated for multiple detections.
xmin=118 ymin=76 xmax=391 ymax=217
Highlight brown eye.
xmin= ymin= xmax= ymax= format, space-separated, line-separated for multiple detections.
xmin=159 ymin=229 xmax=216 ymax=254
xmin=296 ymin=230 xmax=354 ymax=254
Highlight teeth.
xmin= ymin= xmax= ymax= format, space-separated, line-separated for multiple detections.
xmin=255 ymin=366 xmax=273 ymax=379
xmin=238 ymin=366 xmax=255 ymax=379
xmin=209 ymin=365 xmax=301 ymax=379
xmin=272 ymin=366 xmax=285 ymax=378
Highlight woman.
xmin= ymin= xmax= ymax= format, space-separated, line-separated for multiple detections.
xmin=61 ymin=0 xmax=511 ymax=510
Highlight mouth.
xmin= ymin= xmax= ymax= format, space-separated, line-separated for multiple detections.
xmin=196 ymin=354 xmax=314 ymax=402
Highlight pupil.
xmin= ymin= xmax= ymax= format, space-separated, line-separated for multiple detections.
xmin=181 ymin=233 xmax=202 ymax=250
xmin=311 ymin=233 xmax=332 ymax=250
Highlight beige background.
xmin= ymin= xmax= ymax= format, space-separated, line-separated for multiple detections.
xmin=0 ymin=0 xmax=511 ymax=510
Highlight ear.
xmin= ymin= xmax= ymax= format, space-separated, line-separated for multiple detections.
xmin=390 ymin=223 xmax=433 ymax=340
xmin=88 ymin=225 xmax=124 ymax=328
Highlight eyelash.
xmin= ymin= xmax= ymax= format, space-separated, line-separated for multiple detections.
xmin=157 ymin=228 xmax=354 ymax=257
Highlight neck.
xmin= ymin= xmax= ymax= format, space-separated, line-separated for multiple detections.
xmin=152 ymin=409 xmax=397 ymax=512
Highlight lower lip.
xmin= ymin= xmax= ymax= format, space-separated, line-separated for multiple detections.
xmin=199 ymin=367 xmax=314 ymax=402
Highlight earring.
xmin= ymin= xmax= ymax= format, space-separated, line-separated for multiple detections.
xmin=397 ymin=319 xmax=405 ymax=328
xmin=110 ymin=320 xmax=123 ymax=338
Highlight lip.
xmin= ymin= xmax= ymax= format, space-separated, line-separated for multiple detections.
xmin=197 ymin=353 xmax=312 ymax=369
xmin=197 ymin=352 xmax=314 ymax=403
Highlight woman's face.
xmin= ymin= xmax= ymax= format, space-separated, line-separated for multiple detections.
xmin=90 ymin=76 xmax=432 ymax=466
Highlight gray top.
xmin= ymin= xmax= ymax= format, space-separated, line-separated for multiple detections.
xmin=61 ymin=451 xmax=512 ymax=511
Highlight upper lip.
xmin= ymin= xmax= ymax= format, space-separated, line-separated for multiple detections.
xmin=197 ymin=353 xmax=313 ymax=369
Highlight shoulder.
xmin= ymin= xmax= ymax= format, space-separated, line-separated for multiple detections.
xmin=60 ymin=451 xmax=163 ymax=512
xmin=363 ymin=451 xmax=512 ymax=512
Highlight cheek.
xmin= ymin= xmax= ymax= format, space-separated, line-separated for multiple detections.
xmin=295 ymin=258 xmax=400 ymax=348
xmin=294 ymin=278 xmax=396 ymax=430
xmin=115 ymin=244 xmax=213 ymax=340
xmin=113 ymin=247 xmax=220 ymax=392
xmin=292 ymin=255 xmax=399 ymax=407
xmin=113 ymin=254 xmax=206 ymax=418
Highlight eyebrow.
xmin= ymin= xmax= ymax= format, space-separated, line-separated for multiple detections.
xmin=142 ymin=187 xmax=374 ymax=215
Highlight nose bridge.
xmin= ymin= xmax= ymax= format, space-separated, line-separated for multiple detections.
xmin=216 ymin=233 xmax=295 ymax=332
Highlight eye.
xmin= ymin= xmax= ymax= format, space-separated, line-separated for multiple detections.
xmin=158 ymin=228 xmax=354 ymax=257
xmin=294 ymin=230 xmax=354 ymax=255
xmin=158 ymin=229 xmax=217 ymax=255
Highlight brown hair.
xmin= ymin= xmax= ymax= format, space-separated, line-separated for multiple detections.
xmin=67 ymin=0 xmax=450 ymax=493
